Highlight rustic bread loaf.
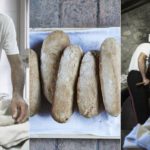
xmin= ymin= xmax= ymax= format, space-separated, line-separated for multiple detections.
xmin=77 ymin=51 xmax=101 ymax=118
xmin=52 ymin=45 xmax=83 ymax=123
xmin=29 ymin=49 xmax=41 ymax=116
xmin=41 ymin=30 xmax=70 ymax=103
xmin=99 ymin=38 xmax=120 ymax=116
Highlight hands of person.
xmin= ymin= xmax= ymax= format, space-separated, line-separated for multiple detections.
xmin=11 ymin=95 xmax=28 ymax=123
xmin=143 ymin=78 xmax=150 ymax=86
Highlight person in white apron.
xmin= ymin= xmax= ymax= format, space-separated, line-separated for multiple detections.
xmin=0 ymin=12 xmax=28 ymax=123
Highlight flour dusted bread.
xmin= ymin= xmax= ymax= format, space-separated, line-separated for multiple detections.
xmin=41 ymin=31 xmax=70 ymax=103
xmin=99 ymin=38 xmax=120 ymax=116
xmin=77 ymin=51 xmax=101 ymax=118
xmin=52 ymin=45 xmax=83 ymax=123
xmin=29 ymin=49 xmax=41 ymax=116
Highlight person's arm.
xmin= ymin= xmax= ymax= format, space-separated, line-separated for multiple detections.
xmin=138 ymin=52 xmax=150 ymax=85
xmin=7 ymin=54 xmax=28 ymax=123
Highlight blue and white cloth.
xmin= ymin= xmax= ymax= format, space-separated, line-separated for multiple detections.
xmin=123 ymin=117 xmax=150 ymax=150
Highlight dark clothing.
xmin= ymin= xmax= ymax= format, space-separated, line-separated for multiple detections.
xmin=127 ymin=70 xmax=150 ymax=124
xmin=121 ymin=88 xmax=129 ymax=106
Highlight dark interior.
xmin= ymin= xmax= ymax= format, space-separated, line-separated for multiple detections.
xmin=121 ymin=0 xmax=150 ymax=13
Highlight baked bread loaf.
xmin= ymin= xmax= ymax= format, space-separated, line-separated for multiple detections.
xmin=99 ymin=38 xmax=120 ymax=116
xmin=29 ymin=49 xmax=41 ymax=116
xmin=77 ymin=51 xmax=101 ymax=118
xmin=41 ymin=30 xmax=70 ymax=103
xmin=52 ymin=45 xmax=83 ymax=123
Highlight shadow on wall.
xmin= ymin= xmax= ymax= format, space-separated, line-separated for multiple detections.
xmin=121 ymin=3 xmax=150 ymax=74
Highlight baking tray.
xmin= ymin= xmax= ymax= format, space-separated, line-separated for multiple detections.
xmin=29 ymin=28 xmax=121 ymax=139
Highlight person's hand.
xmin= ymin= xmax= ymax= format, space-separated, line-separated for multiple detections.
xmin=143 ymin=78 xmax=150 ymax=86
xmin=11 ymin=95 xmax=28 ymax=123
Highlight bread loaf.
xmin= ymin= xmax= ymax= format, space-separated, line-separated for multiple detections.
xmin=52 ymin=45 xmax=83 ymax=123
xmin=77 ymin=51 xmax=101 ymax=118
xmin=41 ymin=31 xmax=70 ymax=103
xmin=99 ymin=38 xmax=120 ymax=116
xmin=29 ymin=49 xmax=41 ymax=116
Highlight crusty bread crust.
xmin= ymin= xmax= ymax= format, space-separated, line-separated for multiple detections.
xmin=99 ymin=38 xmax=120 ymax=116
xmin=41 ymin=31 xmax=70 ymax=103
xmin=29 ymin=49 xmax=41 ymax=116
xmin=52 ymin=45 xmax=83 ymax=123
xmin=77 ymin=52 xmax=100 ymax=118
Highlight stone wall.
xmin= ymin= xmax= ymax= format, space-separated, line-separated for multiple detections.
xmin=30 ymin=0 xmax=120 ymax=28
xmin=122 ymin=3 xmax=150 ymax=74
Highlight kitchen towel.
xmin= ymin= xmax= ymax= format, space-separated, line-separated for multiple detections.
xmin=30 ymin=28 xmax=121 ymax=138
xmin=123 ymin=117 xmax=150 ymax=149
xmin=0 ymin=94 xmax=29 ymax=150
xmin=0 ymin=140 xmax=29 ymax=150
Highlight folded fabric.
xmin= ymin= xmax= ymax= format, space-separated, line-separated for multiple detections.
xmin=0 ymin=116 xmax=15 ymax=126
xmin=123 ymin=117 xmax=150 ymax=149
xmin=0 ymin=122 xmax=29 ymax=148
xmin=0 ymin=94 xmax=15 ymax=126
xmin=0 ymin=94 xmax=29 ymax=149
xmin=137 ymin=118 xmax=150 ymax=150
xmin=0 ymin=140 xmax=29 ymax=150
xmin=0 ymin=93 xmax=11 ymax=115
